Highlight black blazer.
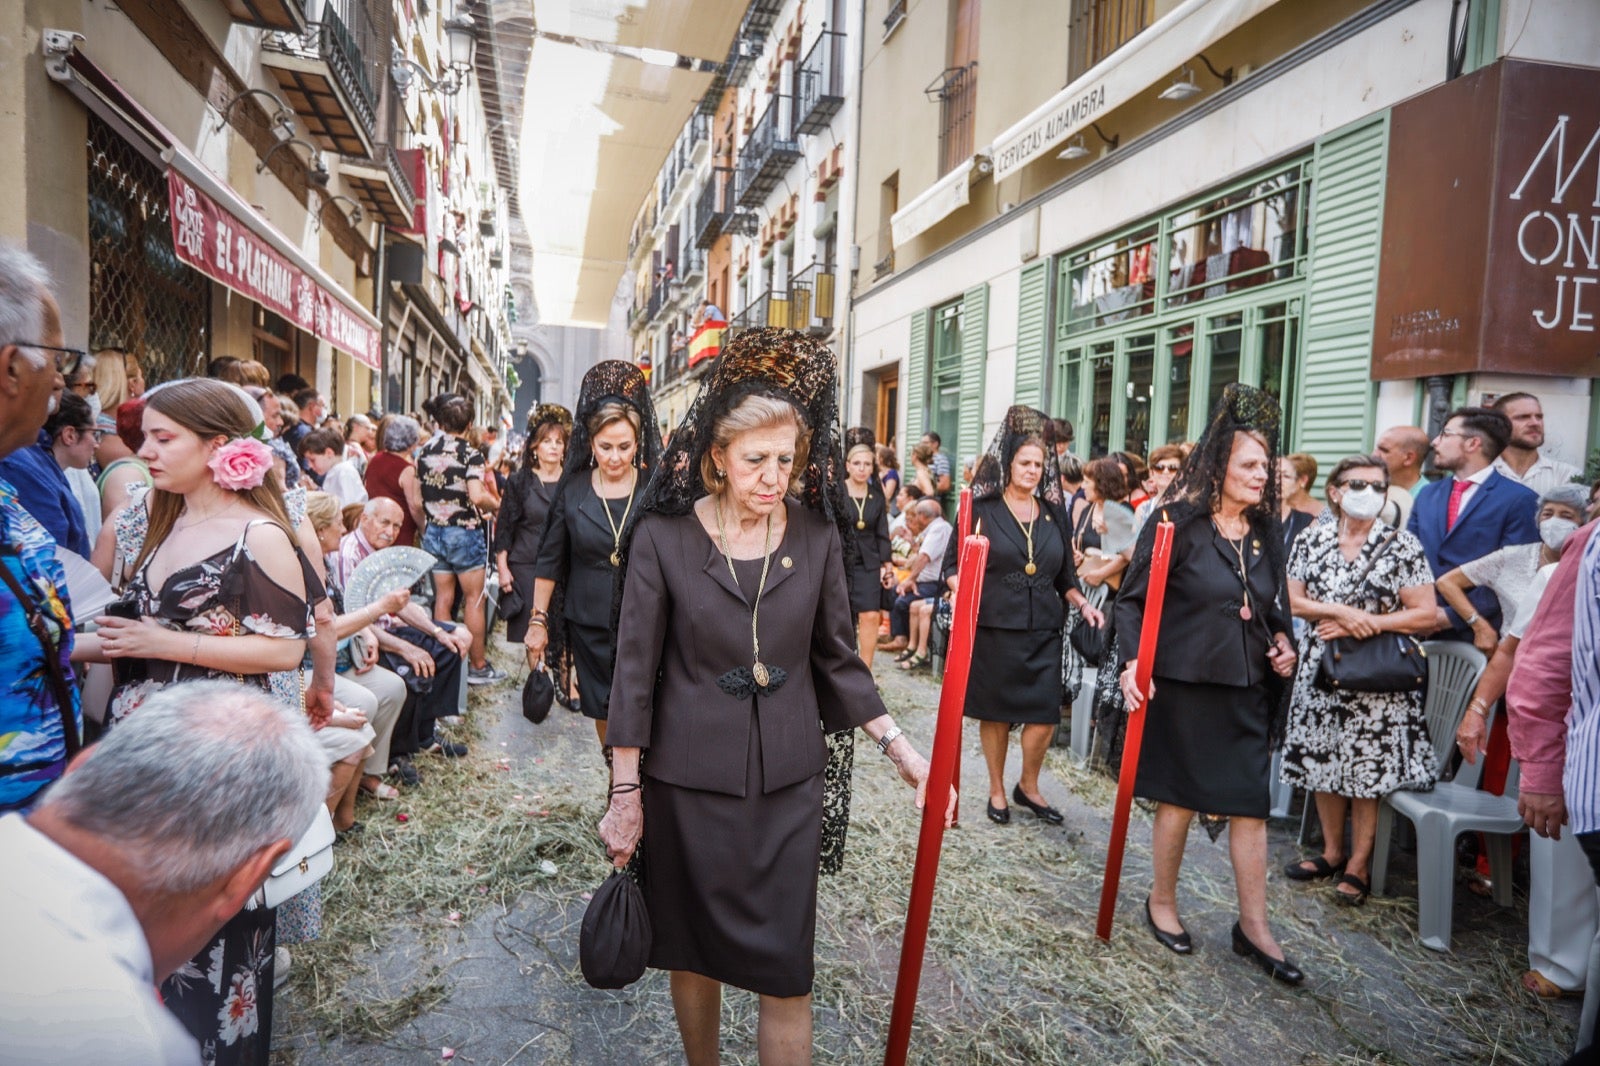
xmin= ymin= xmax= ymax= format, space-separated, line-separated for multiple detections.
xmin=1115 ymin=515 xmax=1291 ymax=688
xmin=970 ymin=496 xmax=1080 ymax=631
xmin=607 ymin=502 xmax=885 ymax=796
xmin=534 ymin=476 xmax=629 ymax=629
xmin=494 ymin=470 xmax=559 ymax=565
xmin=845 ymin=486 xmax=892 ymax=571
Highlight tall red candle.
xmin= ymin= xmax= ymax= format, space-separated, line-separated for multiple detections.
xmin=1096 ymin=515 xmax=1175 ymax=942
xmin=884 ymin=532 xmax=987 ymax=1066
xmin=950 ymin=486 xmax=972 ymax=817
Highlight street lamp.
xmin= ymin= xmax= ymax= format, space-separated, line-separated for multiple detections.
xmin=392 ymin=14 xmax=478 ymax=97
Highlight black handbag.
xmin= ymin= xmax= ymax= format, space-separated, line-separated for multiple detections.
xmin=1314 ymin=532 xmax=1427 ymax=694
xmin=521 ymin=665 xmax=555 ymax=724
xmin=496 ymin=582 xmax=526 ymax=622
xmin=580 ymin=869 xmax=653 ymax=989
xmin=1069 ymin=612 xmax=1107 ymax=666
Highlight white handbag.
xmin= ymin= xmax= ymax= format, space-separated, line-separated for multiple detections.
xmin=255 ymin=805 xmax=336 ymax=909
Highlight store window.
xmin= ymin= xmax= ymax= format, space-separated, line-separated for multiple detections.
xmin=87 ymin=115 xmax=210 ymax=383
xmin=1052 ymin=158 xmax=1310 ymax=453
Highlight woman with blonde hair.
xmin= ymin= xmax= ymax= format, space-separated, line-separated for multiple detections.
xmin=73 ymin=376 xmax=321 ymax=1063
xmin=842 ymin=431 xmax=894 ymax=668
xmin=90 ymin=347 xmax=145 ymax=466
xmin=527 ymin=363 xmax=661 ymax=747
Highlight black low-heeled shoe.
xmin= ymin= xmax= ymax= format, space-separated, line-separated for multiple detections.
xmin=1144 ymin=896 xmax=1191 ymax=955
xmin=1231 ymin=922 xmax=1304 ymax=986
xmin=1011 ymin=785 xmax=1065 ymax=825
xmin=986 ymin=801 xmax=1011 ymax=824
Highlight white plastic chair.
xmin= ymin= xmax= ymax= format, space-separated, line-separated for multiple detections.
xmin=1370 ymin=640 xmax=1520 ymax=953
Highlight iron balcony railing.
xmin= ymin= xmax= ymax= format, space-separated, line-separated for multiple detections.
xmin=732 ymin=288 xmax=793 ymax=333
xmin=788 ymin=261 xmax=837 ymax=333
xmin=695 ymin=167 xmax=735 ymax=248
xmin=928 ymin=62 xmax=978 ymax=178
xmin=795 ymin=31 xmax=846 ymax=135
xmin=736 ymin=96 xmax=801 ymax=208
xmin=883 ymin=0 xmax=907 ymax=38
xmin=264 ymin=0 xmax=379 ymax=145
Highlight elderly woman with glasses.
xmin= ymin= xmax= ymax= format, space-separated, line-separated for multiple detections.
xmin=1279 ymin=453 xmax=1439 ymax=906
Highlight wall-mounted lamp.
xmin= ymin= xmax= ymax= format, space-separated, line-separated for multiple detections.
xmin=257 ymin=137 xmax=329 ymax=187
xmin=1057 ymin=122 xmax=1119 ymax=160
xmin=1158 ymin=54 xmax=1234 ymax=101
xmin=216 ymin=87 xmax=296 ymax=140
xmin=392 ymin=15 xmax=477 ymax=96
xmin=320 ymin=193 xmax=364 ymax=227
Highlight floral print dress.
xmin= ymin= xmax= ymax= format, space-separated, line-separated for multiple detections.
xmin=107 ymin=517 xmax=314 ymax=1066
xmin=1280 ymin=521 xmax=1438 ymax=799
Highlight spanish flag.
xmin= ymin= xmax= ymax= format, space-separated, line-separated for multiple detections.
xmin=688 ymin=319 xmax=727 ymax=368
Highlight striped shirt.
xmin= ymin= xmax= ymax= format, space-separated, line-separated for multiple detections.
xmin=1567 ymin=530 xmax=1600 ymax=833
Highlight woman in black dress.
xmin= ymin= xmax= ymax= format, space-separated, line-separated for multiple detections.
xmin=962 ymin=408 xmax=1103 ymax=825
xmin=601 ymin=329 xmax=949 ymax=1065
xmin=842 ymin=431 xmax=893 ymax=668
xmin=1115 ymin=384 xmax=1303 ymax=985
xmin=527 ymin=364 xmax=660 ymax=751
xmin=496 ymin=403 xmax=570 ymax=645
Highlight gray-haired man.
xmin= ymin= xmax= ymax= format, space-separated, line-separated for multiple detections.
xmin=0 ymin=681 xmax=329 ymax=1065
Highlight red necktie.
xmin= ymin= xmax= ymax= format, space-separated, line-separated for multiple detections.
xmin=1446 ymin=479 xmax=1471 ymax=530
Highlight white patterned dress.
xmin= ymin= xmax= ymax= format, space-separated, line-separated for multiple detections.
xmin=1280 ymin=521 xmax=1439 ymax=798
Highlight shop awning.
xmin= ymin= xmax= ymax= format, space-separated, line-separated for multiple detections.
xmin=48 ymin=47 xmax=382 ymax=370
xmin=988 ymin=0 xmax=1283 ymax=182
xmin=889 ymin=159 xmax=974 ymax=248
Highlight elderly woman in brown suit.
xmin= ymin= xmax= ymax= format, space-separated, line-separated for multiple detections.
xmin=601 ymin=329 xmax=949 ymax=1065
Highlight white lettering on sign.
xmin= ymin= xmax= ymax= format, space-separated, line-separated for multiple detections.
xmin=992 ymin=84 xmax=1107 ymax=180
xmin=1508 ymin=115 xmax=1600 ymax=335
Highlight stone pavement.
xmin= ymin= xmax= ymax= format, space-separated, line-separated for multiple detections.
xmin=272 ymin=653 xmax=1582 ymax=1065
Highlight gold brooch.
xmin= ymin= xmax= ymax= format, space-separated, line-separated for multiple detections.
xmin=781 ymin=556 xmax=793 ymax=569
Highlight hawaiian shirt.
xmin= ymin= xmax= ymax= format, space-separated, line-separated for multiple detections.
xmin=417 ymin=435 xmax=486 ymax=530
xmin=0 ymin=476 xmax=78 ymax=811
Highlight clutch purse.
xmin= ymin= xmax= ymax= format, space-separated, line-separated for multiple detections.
xmin=254 ymin=804 xmax=336 ymax=909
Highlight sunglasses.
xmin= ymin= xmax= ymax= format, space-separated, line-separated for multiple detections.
xmin=1152 ymin=462 xmax=1181 ymax=473
xmin=1336 ymin=479 xmax=1388 ymax=492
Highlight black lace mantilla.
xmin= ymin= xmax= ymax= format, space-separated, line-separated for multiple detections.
xmin=715 ymin=664 xmax=790 ymax=700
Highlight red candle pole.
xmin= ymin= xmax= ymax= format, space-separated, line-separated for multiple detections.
xmin=950 ymin=487 xmax=972 ymax=816
xmin=884 ymin=531 xmax=987 ymax=1066
xmin=1096 ymin=515 xmax=1175 ymax=942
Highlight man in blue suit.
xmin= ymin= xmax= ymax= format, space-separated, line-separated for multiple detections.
xmin=1408 ymin=406 xmax=1540 ymax=641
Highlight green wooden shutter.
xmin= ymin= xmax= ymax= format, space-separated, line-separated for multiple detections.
xmin=906 ymin=308 xmax=929 ymax=445
xmin=1014 ymin=261 xmax=1049 ymax=410
xmin=1295 ymin=115 xmax=1389 ymax=486
xmin=959 ymin=282 xmax=989 ymax=480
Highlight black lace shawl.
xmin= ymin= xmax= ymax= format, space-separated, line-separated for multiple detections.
xmin=943 ymin=406 xmax=1071 ymax=578
xmin=539 ymin=361 xmax=662 ymax=679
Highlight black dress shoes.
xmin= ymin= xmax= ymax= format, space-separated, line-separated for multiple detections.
xmin=1231 ymin=922 xmax=1304 ymax=985
xmin=986 ymin=801 xmax=1011 ymax=824
xmin=1144 ymin=897 xmax=1192 ymax=955
xmin=1011 ymin=785 xmax=1064 ymax=825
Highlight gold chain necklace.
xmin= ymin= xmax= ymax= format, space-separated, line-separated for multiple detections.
xmin=850 ymin=486 xmax=869 ymax=530
xmin=598 ymin=471 xmax=637 ymax=567
xmin=1006 ymin=493 xmax=1039 ymax=575
xmin=1212 ymin=516 xmax=1253 ymax=620
xmin=715 ymin=499 xmax=775 ymax=687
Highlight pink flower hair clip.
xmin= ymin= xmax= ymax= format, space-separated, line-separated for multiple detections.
xmin=209 ymin=437 xmax=274 ymax=491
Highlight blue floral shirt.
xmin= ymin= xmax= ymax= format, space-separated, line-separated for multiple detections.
xmin=0 ymin=476 xmax=78 ymax=811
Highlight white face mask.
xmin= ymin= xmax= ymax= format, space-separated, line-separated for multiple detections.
xmin=85 ymin=392 xmax=102 ymax=425
xmin=1340 ymin=486 xmax=1386 ymax=521
xmin=1541 ymin=517 xmax=1578 ymax=551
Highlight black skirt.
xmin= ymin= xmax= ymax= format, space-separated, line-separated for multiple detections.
xmin=1134 ymin=675 xmax=1271 ymax=817
xmin=503 ymin=562 xmax=539 ymax=643
xmin=642 ymin=703 xmax=823 ymax=997
xmin=963 ymin=625 xmax=1064 ymax=725
xmin=569 ymin=621 xmax=615 ymax=721
xmin=845 ymin=561 xmax=890 ymax=614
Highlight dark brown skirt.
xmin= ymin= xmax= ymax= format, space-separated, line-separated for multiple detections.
xmin=641 ymin=703 xmax=823 ymax=997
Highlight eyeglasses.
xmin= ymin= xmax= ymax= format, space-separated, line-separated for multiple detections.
xmin=1435 ymin=429 xmax=1474 ymax=441
xmin=67 ymin=425 xmax=106 ymax=443
xmin=1337 ymin=479 xmax=1389 ymax=492
xmin=10 ymin=343 xmax=89 ymax=377
xmin=1153 ymin=462 xmax=1181 ymax=473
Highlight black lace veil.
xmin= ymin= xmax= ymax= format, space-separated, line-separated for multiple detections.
xmin=541 ymin=360 xmax=662 ymax=680
xmin=969 ymin=405 xmax=1067 ymax=511
xmin=627 ymin=327 xmax=847 ymax=552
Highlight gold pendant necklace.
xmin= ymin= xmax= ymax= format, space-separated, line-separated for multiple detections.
xmin=599 ymin=470 xmax=638 ymax=567
xmin=1213 ymin=517 xmax=1253 ymax=620
xmin=715 ymin=499 xmax=775 ymax=687
xmin=850 ymin=487 xmax=868 ymax=531
xmin=1008 ymin=494 xmax=1039 ymax=575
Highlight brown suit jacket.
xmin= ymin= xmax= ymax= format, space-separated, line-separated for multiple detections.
xmin=607 ymin=501 xmax=884 ymax=796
